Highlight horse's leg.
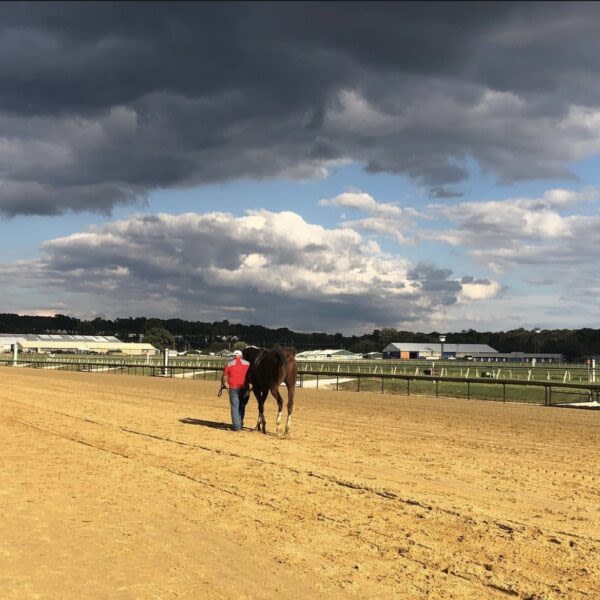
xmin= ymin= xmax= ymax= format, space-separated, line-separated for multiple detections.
xmin=271 ymin=386 xmax=284 ymax=434
xmin=284 ymin=383 xmax=295 ymax=436
xmin=255 ymin=391 xmax=267 ymax=434
xmin=254 ymin=389 xmax=263 ymax=432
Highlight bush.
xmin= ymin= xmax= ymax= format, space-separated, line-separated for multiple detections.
xmin=143 ymin=327 xmax=175 ymax=351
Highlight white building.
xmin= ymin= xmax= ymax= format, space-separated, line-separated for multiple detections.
xmin=295 ymin=349 xmax=363 ymax=360
xmin=0 ymin=333 xmax=158 ymax=356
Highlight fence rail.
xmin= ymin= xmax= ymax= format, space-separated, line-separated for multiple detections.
xmin=2 ymin=357 xmax=599 ymax=407
xmin=297 ymin=370 xmax=600 ymax=406
xmin=1 ymin=354 xmax=597 ymax=382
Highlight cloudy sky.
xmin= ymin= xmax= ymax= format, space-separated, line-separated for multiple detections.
xmin=1 ymin=2 xmax=600 ymax=333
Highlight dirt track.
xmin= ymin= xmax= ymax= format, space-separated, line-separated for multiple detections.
xmin=1 ymin=368 xmax=599 ymax=599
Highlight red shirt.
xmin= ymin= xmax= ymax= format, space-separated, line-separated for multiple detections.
xmin=223 ymin=356 xmax=250 ymax=388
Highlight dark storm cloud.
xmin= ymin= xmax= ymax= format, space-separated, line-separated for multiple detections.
xmin=429 ymin=187 xmax=464 ymax=199
xmin=2 ymin=2 xmax=600 ymax=215
xmin=407 ymin=263 xmax=462 ymax=306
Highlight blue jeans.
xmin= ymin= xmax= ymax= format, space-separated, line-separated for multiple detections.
xmin=228 ymin=387 xmax=249 ymax=431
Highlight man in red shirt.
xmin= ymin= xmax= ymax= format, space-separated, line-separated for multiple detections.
xmin=221 ymin=349 xmax=251 ymax=431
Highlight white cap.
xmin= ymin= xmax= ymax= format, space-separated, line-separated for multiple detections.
xmin=233 ymin=350 xmax=243 ymax=356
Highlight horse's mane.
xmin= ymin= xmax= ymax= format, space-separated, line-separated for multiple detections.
xmin=244 ymin=346 xmax=288 ymax=391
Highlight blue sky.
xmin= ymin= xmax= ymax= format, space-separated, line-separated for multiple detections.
xmin=6 ymin=154 xmax=597 ymax=259
xmin=3 ymin=154 xmax=599 ymax=332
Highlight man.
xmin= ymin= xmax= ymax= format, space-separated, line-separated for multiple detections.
xmin=220 ymin=349 xmax=250 ymax=431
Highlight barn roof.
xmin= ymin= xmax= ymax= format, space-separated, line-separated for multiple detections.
xmin=0 ymin=333 xmax=121 ymax=343
xmin=0 ymin=333 xmax=156 ymax=352
xmin=382 ymin=343 xmax=497 ymax=353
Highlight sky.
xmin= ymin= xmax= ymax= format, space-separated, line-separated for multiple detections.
xmin=1 ymin=2 xmax=600 ymax=334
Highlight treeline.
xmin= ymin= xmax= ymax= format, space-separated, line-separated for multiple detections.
xmin=1 ymin=314 xmax=599 ymax=359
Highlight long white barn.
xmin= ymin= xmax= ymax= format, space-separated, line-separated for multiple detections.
xmin=0 ymin=333 xmax=158 ymax=356
xmin=295 ymin=349 xmax=363 ymax=360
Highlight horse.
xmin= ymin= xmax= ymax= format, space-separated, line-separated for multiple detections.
xmin=242 ymin=346 xmax=297 ymax=435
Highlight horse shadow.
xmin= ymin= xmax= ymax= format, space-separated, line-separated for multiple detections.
xmin=179 ymin=417 xmax=277 ymax=436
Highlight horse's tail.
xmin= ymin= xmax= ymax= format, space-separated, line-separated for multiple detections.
xmin=274 ymin=346 xmax=288 ymax=379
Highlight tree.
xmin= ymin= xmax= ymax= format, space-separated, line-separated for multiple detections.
xmin=349 ymin=339 xmax=379 ymax=354
xmin=379 ymin=328 xmax=399 ymax=350
xmin=143 ymin=318 xmax=165 ymax=333
xmin=209 ymin=340 xmax=228 ymax=352
xmin=76 ymin=321 xmax=98 ymax=335
xmin=232 ymin=341 xmax=248 ymax=351
xmin=143 ymin=327 xmax=175 ymax=351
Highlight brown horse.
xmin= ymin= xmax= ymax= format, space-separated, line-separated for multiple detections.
xmin=242 ymin=346 xmax=297 ymax=435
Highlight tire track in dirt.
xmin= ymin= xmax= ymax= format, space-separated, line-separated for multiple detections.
xmin=2 ymin=369 xmax=599 ymax=599
xmin=5 ymin=408 xmax=596 ymax=600
xmin=5 ymin=395 xmax=600 ymax=547
xmin=5 ymin=412 xmax=505 ymax=598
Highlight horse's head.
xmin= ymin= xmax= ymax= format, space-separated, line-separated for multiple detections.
xmin=242 ymin=346 xmax=262 ymax=365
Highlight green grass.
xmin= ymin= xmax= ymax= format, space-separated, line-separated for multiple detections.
xmin=337 ymin=377 xmax=549 ymax=404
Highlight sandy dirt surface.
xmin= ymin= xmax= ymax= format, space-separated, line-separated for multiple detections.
xmin=1 ymin=368 xmax=599 ymax=599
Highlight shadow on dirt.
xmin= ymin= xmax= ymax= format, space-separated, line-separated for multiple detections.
xmin=179 ymin=417 xmax=233 ymax=430
xmin=179 ymin=417 xmax=276 ymax=435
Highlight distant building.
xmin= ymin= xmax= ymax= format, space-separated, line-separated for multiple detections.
xmin=215 ymin=349 xmax=233 ymax=357
xmin=295 ymin=349 xmax=363 ymax=360
xmin=0 ymin=333 xmax=158 ymax=356
xmin=382 ymin=342 xmax=497 ymax=360
xmin=364 ymin=352 xmax=383 ymax=359
xmin=473 ymin=352 xmax=564 ymax=364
